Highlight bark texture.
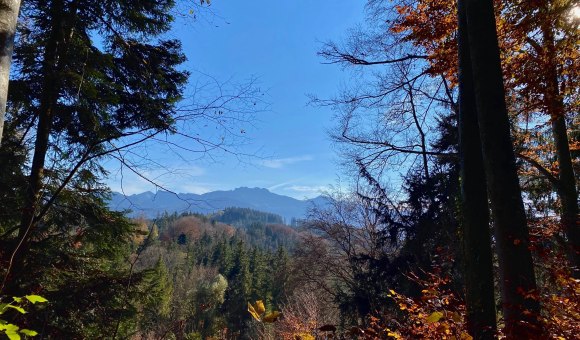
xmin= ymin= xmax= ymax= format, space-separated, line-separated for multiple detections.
xmin=541 ymin=19 xmax=579 ymax=277
xmin=464 ymin=0 xmax=543 ymax=337
xmin=11 ymin=0 xmax=71 ymax=281
xmin=457 ymin=0 xmax=497 ymax=338
xmin=0 ymin=0 xmax=21 ymax=145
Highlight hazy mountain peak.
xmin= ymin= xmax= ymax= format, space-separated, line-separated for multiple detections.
xmin=109 ymin=187 xmax=325 ymax=221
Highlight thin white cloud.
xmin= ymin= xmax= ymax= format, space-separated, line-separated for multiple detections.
xmin=287 ymin=185 xmax=329 ymax=194
xmin=268 ymin=178 xmax=302 ymax=190
xmin=260 ymin=155 xmax=313 ymax=169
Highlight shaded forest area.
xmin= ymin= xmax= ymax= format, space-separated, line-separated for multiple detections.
xmin=0 ymin=0 xmax=579 ymax=339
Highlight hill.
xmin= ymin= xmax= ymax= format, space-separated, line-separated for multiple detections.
xmin=109 ymin=187 xmax=327 ymax=222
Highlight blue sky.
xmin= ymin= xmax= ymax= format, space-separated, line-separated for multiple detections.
xmin=106 ymin=0 xmax=366 ymax=199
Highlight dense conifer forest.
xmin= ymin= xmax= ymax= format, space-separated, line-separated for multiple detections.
xmin=0 ymin=0 xmax=578 ymax=339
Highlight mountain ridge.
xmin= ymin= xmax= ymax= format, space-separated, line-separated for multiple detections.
xmin=109 ymin=187 xmax=326 ymax=221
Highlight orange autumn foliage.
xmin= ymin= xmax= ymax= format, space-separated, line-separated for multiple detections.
xmin=390 ymin=0 xmax=579 ymax=118
xmin=380 ymin=218 xmax=580 ymax=339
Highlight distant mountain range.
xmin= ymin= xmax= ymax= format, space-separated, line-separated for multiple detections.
xmin=109 ymin=187 xmax=327 ymax=222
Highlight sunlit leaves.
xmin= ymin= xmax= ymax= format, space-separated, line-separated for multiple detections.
xmin=294 ymin=333 xmax=315 ymax=340
xmin=24 ymin=295 xmax=48 ymax=304
xmin=247 ymin=300 xmax=282 ymax=323
xmin=5 ymin=305 xmax=25 ymax=314
xmin=247 ymin=303 xmax=261 ymax=321
xmin=384 ymin=266 xmax=470 ymax=338
xmin=0 ymin=295 xmax=47 ymax=339
xmin=426 ymin=311 xmax=444 ymax=323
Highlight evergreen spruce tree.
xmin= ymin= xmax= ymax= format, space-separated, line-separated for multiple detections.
xmin=0 ymin=0 xmax=187 ymax=337
xmin=3 ymin=0 xmax=187 ymax=276
xmin=249 ymin=247 xmax=270 ymax=305
xmin=271 ymin=246 xmax=290 ymax=309
xmin=223 ymin=240 xmax=251 ymax=338
xmin=138 ymin=257 xmax=174 ymax=337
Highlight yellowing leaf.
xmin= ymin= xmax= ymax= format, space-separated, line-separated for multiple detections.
xmin=3 ymin=323 xmax=21 ymax=340
xmin=6 ymin=305 xmax=26 ymax=314
xmin=426 ymin=311 xmax=444 ymax=323
xmin=387 ymin=331 xmax=402 ymax=339
xmin=253 ymin=300 xmax=265 ymax=315
xmin=25 ymin=295 xmax=48 ymax=304
xmin=19 ymin=329 xmax=38 ymax=336
xmin=294 ymin=333 xmax=315 ymax=340
xmin=450 ymin=312 xmax=462 ymax=322
xmin=247 ymin=302 xmax=261 ymax=321
xmin=460 ymin=332 xmax=473 ymax=340
xmin=262 ymin=311 xmax=282 ymax=323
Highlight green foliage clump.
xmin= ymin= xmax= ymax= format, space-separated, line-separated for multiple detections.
xmin=0 ymin=295 xmax=47 ymax=340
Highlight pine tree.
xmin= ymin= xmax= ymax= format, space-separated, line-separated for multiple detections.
xmin=138 ymin=257 xmax=174 ymax=337
xmin=249 ymin=247 xmax=270 ymax=305
xmin=3 ymin=0 xmax=187 ymax=277
xmin=271 ymin=246 xmax=290 ymax=309
xmin=0 ymin=0 xmax=188 ymax=336
xmin=223 ymin=241 xmax=251 ymax=338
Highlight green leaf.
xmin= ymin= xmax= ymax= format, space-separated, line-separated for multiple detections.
xmin=11 ymin=297 xmax=22 ymax=303
xmin=426 ymin=311 xmax=444 ymax=323
xmin=5 ymin=331 xmax=21 ymax=340
xmin=20 ymin=329 xmax=38 ymax=336
xmin=3 ymin=323 xmax=21 ymax=340
xmin=25 ymin=295 xmax=48 ymax=304
xmin=6 ymin=305 xmax=26 ymax=314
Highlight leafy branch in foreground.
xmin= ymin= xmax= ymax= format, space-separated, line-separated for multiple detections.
xmin=0 ymin=295 xmax=47 ymax=340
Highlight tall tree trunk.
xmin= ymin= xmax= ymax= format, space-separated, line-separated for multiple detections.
xmin=541 ymin=20 xmax=579 ymax=277
xmin=457 ymin=0 xmax=497 ymax=338
xmin=9 ymin=0 xmax=69 ymax=283
xmin=0 ymin=0 xmax=21 ymax=145
xmin=464 ymin=0 xmax=543 ymax=337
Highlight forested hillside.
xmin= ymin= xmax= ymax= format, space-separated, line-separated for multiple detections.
xmin=125 ymin=211 xmax=296 ymax=339
xmin=0 ymin=0 xmax=578 ymax=339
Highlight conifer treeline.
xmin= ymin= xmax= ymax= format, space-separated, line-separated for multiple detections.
xmin=133 ymin=212 xmax=293 ymax=339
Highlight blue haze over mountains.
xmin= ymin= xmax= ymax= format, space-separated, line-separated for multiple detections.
xmin=109 ymin=187 xmax=327 ymax=222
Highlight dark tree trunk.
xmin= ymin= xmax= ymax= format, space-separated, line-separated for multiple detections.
xmin=541 ymin=21 xmax=579 ymax=277
xmin=552 ymin=115 xmax=580 ymax=276
xmin=0 ymin=0 xmax=21 ymax=145
xmin=10 ymin=0 xmax=69 ymax=281
xmin=457 ymin=0 xmax=497 ymax=338
xmin=464 ymin=0 xmax=543 ymax=337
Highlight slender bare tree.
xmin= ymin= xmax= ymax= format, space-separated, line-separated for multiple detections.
xmin=0 ymin=0 xmax=21 ymax=144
